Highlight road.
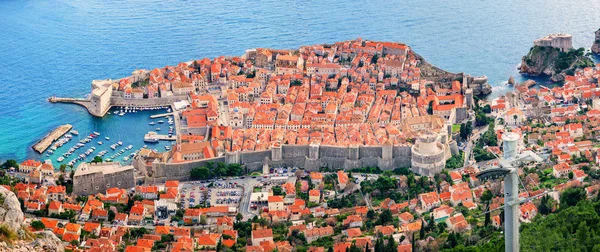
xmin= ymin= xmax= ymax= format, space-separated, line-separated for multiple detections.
xmin=463 ymin=124 xmax=489 ymax=167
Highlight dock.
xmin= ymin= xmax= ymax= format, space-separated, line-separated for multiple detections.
xmin=155 ymin=134 xmax=177 ymax=141
xmin=150 ymin=112 xmax=174 ymax=119
xmin=32 ymin=124 xmax=73 ymax=153
xmin=144 ymin=131 xmax=176 ymax=141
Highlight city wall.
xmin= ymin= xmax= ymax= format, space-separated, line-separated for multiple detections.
xmin=148 ymin=143 xmax=414 ymax=181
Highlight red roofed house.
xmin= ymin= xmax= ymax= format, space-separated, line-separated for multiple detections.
xmin=308 ymin=190 xmax=320 ymax=203
xmin=20 ymin=160 xmax=42 ymax=173
xmin=337 ymin=171 xmax=349 ymax=190
xmin=520 ymin=202 xmax=538 ymax=222
xmin=268 ymin=196 xmax=285 ymax=211
xmin=343 ymin=215 xmax=363 ymax=228
xmin=553 ymin=163 xmax=571 ymax=178
xmin=251 ymin=229 xmax=273 ymax=245
xmin=446 ymin=213 xmax=470 ymax=233
xmin=48 ymin=201 xmax=63 ymax=216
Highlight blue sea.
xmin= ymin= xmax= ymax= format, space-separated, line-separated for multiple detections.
xmin=2 ymin=0 xmax=600 ymax=165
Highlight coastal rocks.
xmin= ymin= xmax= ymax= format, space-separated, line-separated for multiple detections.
xmin=592 ymin=28 xmax=600 ymax=54
xmin=0 ymin=186 xmax=25 ymax=232
xmin=519 ymin=46 xmax=559 ymax=76
xmin=518 ymin=80 xmax=536 ymax=88
xmin=519 ymin=45 xmax=594 ymax=82
xmin=508 ymin=76 xmax=515 ymax=85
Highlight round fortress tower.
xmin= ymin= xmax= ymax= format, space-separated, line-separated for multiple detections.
xmin=411 ymin=131 xmax=446 ymax=177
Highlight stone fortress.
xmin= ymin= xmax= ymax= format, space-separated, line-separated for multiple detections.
xmin=73 ymin=162 xmax=135 ymax=196
xmin=533 ymin=33 xmax=573 ymax=52
xmin=411 ymin=131 xmax=448 ymax=176
xmin=140 ymin=124 xmax=456 ymax=184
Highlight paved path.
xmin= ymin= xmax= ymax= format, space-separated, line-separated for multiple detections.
xmin=464 ymin=125 xmax=489 ymax=167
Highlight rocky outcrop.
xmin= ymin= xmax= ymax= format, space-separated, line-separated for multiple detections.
xmin=519 ymin=46 xmax=560 ymax=76
xmin=592 ymin=28 xmax=600 ymax=54
xmin=0 ymin=233 xmax=64 ymax=252
xmin=508 ymin=76 xmax=515 ymax=85
xmin=518 ymin=80 xmax=537 ymax=88
xmin=0 ymin=186 xmax=25 ymax=232
xmin=0 ymin=187 xmax=64 ymax=251
xmin=519 ymin=45 xmax=594 ymax=82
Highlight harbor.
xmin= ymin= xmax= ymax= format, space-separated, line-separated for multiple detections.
xmin=30 ymin=107 xmax=178 ymax=168
xmin=32 ymin=124 xmax=73 ymax=153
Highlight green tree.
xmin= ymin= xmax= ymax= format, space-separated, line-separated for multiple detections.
xmin=1 ymin=160 xmax=18 ymax=170
xmin=190 ymin=166 xmax=212 ymax=180
xmin=560 ymin=187 xmax=586 ymax=208
xmin=31 ymin=220 xmax=45 ymax=230
xmin=59 ymin=164 xmax=67 ymax=174
xmin=108 ymin=210 xmax=115 ymax=222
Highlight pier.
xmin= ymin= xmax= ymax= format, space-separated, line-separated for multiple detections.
xmin=150 ymin=112 xmax=174 ymax=119
xmin=48 ymin=97 xmax=93 ymax=111
xmin=32 ymin=124 xmax=73 ymax=153
xmin=144 ymin=132 xmax=176 ymax=141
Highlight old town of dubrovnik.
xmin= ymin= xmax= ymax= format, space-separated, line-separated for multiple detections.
xmin=4 ymin=13 xmax=600 ymax=251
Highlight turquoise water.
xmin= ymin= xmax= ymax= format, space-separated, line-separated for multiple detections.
xmin=2 ymin=0 xmax=600 ymax=163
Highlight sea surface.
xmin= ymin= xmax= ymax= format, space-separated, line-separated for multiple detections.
xmin=2 ymin=0 xmax=600 ymax=165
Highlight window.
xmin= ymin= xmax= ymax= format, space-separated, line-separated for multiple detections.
xmin=95 ymin=186 xmax=99 ymax=190
xmin=117 ymin=181 xmax=121 ymax=186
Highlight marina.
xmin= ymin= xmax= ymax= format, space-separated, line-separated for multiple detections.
xmin=32 ymin=124 xmax=73 ymax=153
xmin=32 ymin=107 xmax=176 ymax=168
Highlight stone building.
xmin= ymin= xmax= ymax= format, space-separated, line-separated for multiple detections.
xmin=411 ymin=131 xmax=447 ymax=177
xmin=73 ymin=162 xmax=135 ymax=196
xmin=90 ymin=79 xmax=113 ymax=117
xmin=534 ymin=34 xmax=573 ymax=52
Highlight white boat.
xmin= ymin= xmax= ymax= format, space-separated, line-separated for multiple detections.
xmin=57 ymin=157 xmax=64 ymax=162
xmin=105 ymin=137 xmax=110 ymax=141
xmin=93 ymin=132 xmax=101 ymax=136
xmin=98 ymin=141 xmax=103 ymax=145
xmin=117 ymin=141 xmax=123 ymax=146
xmin=119 ymin=112 xmax=125 ymax=116
xmin=164 ymin=146 xmax=171 ymax=150
xmin=70 ymin=130 xmax=79 ymax=135
xmin=157 ymin=120 xmax=164 ymax=124
xmin=149 ymin=122 xmax=156 ymax=125
xmin=156 ymin=128 xmax=161 ymax=131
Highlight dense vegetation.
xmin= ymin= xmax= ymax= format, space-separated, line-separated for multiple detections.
xmin=444 ymin=188 xmax=600 ymax=252
xmin=190 ymin=162 xmax=244 ymax=180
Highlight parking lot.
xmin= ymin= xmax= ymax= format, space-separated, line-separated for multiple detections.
xmin=180 ymin=185 xmax=208 ymax=208
xmin=210 ymin=181 xmax=243 ymax=207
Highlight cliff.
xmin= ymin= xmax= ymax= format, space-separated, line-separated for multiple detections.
xmin=592 ymin=28 xmax=600 ymax=54
xmin=0 ymin=186 xmax=64 ymax=252
xmin=519 ymin=45 xmax=594 ymax=82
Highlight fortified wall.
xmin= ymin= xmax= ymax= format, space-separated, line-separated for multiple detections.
xmin=146 ymin=143 xmax=414 ymax=181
